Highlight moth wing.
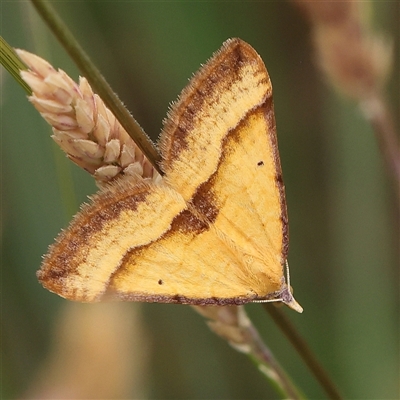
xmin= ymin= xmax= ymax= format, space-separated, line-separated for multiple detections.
xmin=160 ymin=38 xmax=272 ymax=201
xmin=38 ymin=179 xmax=186 ymax=302
xmin=157 ymin=38 xmax=291 ymax=304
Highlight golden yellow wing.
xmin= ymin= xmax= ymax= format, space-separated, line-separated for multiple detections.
xmin=37 ymin=175 xmax=281 ymax=306
xmin=38 ymin=180 xmax=186 ymax=302
xmin=158 ymin=38 xmax=299 ymax=309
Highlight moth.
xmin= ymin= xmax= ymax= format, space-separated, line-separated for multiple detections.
xmin=38 ymin=38 xmax=302 ymax=313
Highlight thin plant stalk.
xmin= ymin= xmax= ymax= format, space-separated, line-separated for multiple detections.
xmin=195 ymin=306 xmax=305 ymax=400
xmin=293 ymin=0 xmax=399 ymax=196
xmin=30 ymin=0 xmax=161 ymax=174
xmin=264 ymin=304 xmax=342 ymax=399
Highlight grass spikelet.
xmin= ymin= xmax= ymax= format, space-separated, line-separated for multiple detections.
xmin=16 ymin=49 xmax=160 ymax=186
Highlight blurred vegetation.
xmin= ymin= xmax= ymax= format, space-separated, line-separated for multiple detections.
xmin=2 ymin=2 xmax=398 ymax=399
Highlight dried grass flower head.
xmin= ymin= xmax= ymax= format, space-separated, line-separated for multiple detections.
xmin=17 ymin=49 xmax=160 ymax=186
xmin=294 ymin=1 xmax=392 ymax=100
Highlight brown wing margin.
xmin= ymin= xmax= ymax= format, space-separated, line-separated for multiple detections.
xmin=261 ymin=95 xmax=289 ymax=265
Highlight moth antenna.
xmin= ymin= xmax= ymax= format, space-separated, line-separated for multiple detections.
xmin=285 ymin=260 xmax=291 ymax=289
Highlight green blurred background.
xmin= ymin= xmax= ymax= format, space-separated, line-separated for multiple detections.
xmin=2 ymin=2 xmax=399 ymax=399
